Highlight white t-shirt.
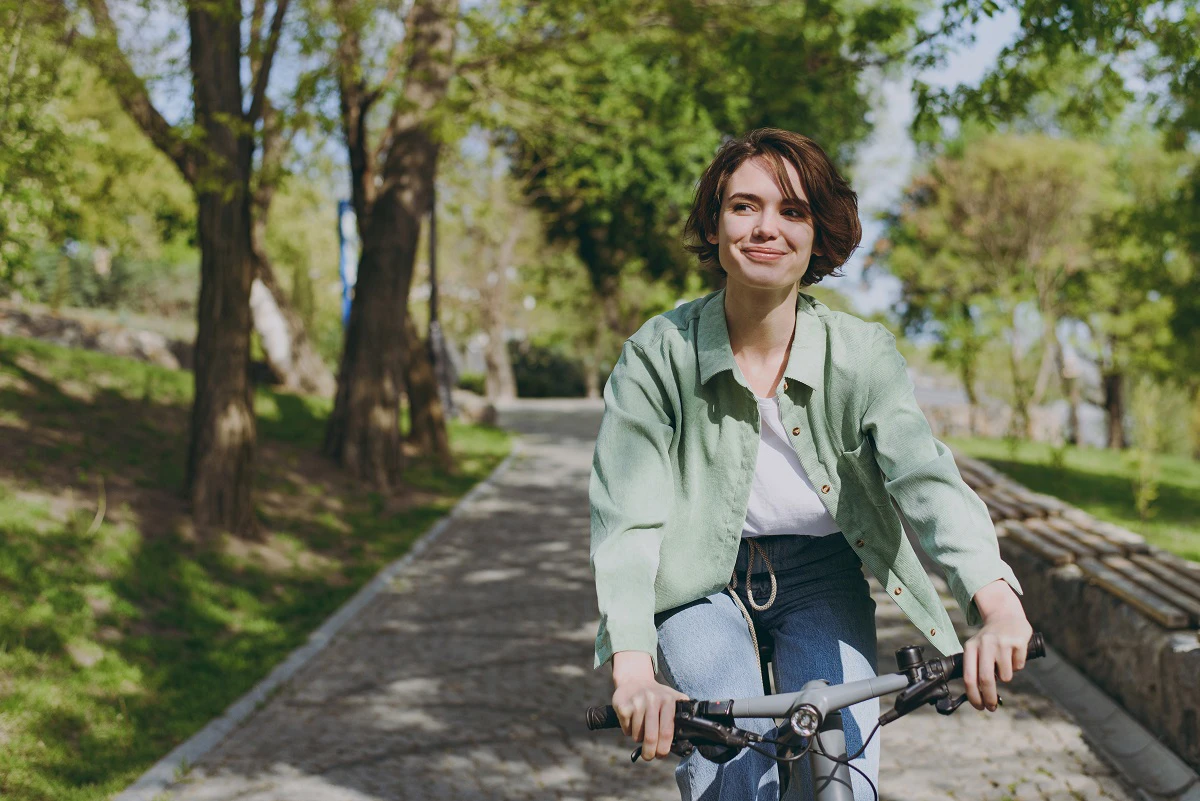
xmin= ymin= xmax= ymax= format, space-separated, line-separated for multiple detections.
xmin=742 ymin=393 xmax=840 ymax=538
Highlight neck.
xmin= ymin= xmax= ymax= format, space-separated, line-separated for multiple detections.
xmin=724 ymin=281 xmax=799 ymax=358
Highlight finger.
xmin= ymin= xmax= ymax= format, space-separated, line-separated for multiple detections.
xmin=997 ymin=643 xmax=1015 ymax=683
xmin=657 ymin=698 xmax=675 ymax=758
xmin=963 ymin=639 xmax=983 ymax=710
xmin=630 ymin=698 xmax=646 ymax=744
xmin=1014 ymin=635 xmax=1029 ymax=671
xmin=616 ymin=702 xmax=632 ymax=738
xmin=641 ymin=699 xmax=659 ymax=761
xmin=979 ymin=638 xmax=999 ymax=710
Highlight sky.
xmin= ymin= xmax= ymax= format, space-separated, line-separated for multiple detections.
xmin=840 ymin=8 xmax=1022 ymax=316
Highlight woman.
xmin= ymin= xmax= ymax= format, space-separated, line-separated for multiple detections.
xmin=589 ymin=128 xmax=1033 ymax=801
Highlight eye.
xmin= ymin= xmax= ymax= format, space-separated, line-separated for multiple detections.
xmin=783 ymin=208 xmax=807 ymax=219
xmin=732 ymin=203 xmax=752 ymax=212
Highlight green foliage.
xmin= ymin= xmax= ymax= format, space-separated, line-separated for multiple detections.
xmin=949 ymin=436 xmax=1200 ymax=562
xmin=0 ymin=3 xmax=75 ymax=286
xmin=0 ymin=333 xmax=509 ymax=800
xmin=477 ymin=0 xmax=921 ymax=293
xmin=872 ymin=133 xmax=1111 ymax=423
xmin=508 ymin=340 xmax=589 ymax=398
xmin=457 ymin=371 xmax=486 ymax=395
xmin=920 ymin=0 xmax=1199 ymax=146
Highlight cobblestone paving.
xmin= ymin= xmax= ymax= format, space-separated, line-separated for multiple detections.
xmin=166 ymin=400 xmax=1135 ymax=801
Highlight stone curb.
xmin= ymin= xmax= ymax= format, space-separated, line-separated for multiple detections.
xmin=1024 ymin=643 xmax=1200 ymax=801
xmin=110 ymin=441 xmax=524 ymax=801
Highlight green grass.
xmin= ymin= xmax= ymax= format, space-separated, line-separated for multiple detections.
xmin=0 ymin=334 xmax=510 ymax=800
xmin=947 ymin=436 xmax=1200 ymax=562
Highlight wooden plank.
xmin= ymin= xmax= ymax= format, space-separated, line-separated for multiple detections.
xmin=1076 ymin=557 xmax=1191 ymax=629
xmin=1058 ymin=510 xmax=1150 ymax=553
xmin=1143 ymin=547 xmax=1200 ymax=584
xmin=1023 ymin=518 xmax=1095 ymax=558
xmin=956 ymin=461 xmax=992 ymax=490
xmin=984 ymin=497 xmax=1023 ymax=523
xmin=1102 ymin=557 xmax=1200 ymax=626
xmin=1129 ymin=555 xmax=1200 ymax=604
xmin=990 ymin=486 xmax=1046 ymax=519
xmin=1025 ymin=491 xmax=1072 ymax=514
xmin=1041 ymin=517 xmax=1123 ymax=557
xmin=1004 ymin=521 xmax=1073 ymax=566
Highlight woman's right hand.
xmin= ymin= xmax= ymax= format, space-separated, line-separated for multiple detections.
xmin=611 ymin=651 xmax=690 ymax=761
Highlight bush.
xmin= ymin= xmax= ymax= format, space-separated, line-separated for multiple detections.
xmin=457 ymin=371 xmax=486 ymax=396
xmin=509 ymin=341 xmax=589 ymax=398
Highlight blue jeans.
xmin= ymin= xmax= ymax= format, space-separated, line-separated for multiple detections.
xmin=654 ymin=534 xmax=879 ymax=801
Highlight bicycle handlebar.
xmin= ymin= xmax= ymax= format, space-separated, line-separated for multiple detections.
xmin=585 ymin=632 xmax=1046 ymax=731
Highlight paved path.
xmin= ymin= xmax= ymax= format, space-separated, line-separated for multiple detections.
xmin=166 ymin=400 xmax=1135 ymax=801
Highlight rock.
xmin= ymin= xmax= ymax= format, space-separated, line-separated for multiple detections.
xmin=451 ymin=389 xmax=497 ymax=426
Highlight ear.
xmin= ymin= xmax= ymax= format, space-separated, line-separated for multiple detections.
xmin=706 ymin=231 xmax=719 ymax=245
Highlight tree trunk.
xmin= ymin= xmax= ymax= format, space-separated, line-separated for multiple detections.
xmin=249 ymin=249 xmax=336 ymax=398
xmin=1103 ymin=369 xmax=1127 ymax=450
xmin=482 ymin=227 xmax=520 ymax=401
xmin=1030 ymin=310 xmax=1059 ymax=407
xmin=248 ymin=103 xmax=336 ymax=398
xmin=1007 ymin=320 xmax=1032 ymax=439
xmin=185 ymin=4 xmax=257 ymax=533
xmin=403 ymin=314 xmax=452 ymax=468
xmin=485 ymin=330 xmax=517 ymax=401
xmin=1057 ymin=338 xmax=1080 ymax=446
xmin=959 ymin=358 xmax=979 ymax=436
xmin=324 ymin=0 xmax=458 ymax=488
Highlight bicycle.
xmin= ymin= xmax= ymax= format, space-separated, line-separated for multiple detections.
xmin=586 ymin=632 xmax=1047 ymax=801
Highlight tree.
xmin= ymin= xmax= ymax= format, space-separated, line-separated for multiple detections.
xmin=248 ymin=99 xmax=337 ymax=397
xmin=0 ymin=2 xmax=74 ymax=286
xmin=873 ymin=134 xmax=1110 ymax=439
xmin=1061 ymin=134 xmax=1195 ymax=449
xmin=311 ymin=0 xmax=459 ymax=488
xmin=494 ymin=0 xmax=920 ymax=300
xmin=55 ymin=0 xmax=293 ymax=533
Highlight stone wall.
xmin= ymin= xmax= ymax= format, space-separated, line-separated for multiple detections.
xmin=956 ymin=454 xmax=1200 ymax=771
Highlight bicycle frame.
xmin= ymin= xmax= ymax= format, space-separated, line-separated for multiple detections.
xmin=728 ymin=672 xmax=910 ymax=801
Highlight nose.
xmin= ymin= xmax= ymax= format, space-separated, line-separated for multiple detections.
xmin=752 ymin=209 xmax=781 ymax=240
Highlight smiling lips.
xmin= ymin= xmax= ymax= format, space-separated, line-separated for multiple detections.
xmin=742 ymin=247 xmax=787 ymax=261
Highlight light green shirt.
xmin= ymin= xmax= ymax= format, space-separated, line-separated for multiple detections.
xmin=589 ymin=288 xmax=1022 ymax=671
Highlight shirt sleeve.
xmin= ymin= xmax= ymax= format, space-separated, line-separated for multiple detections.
xmin=589 ymin=339 xmax=676 ymax=672
xmin=861 ymin=325 xmax=1023 ymax=626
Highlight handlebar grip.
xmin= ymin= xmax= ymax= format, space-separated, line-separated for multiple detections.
xmin=947 ymin=632 xmax=1046 ymax=680
xmin=586 ymin=705 xmax=621 ymax=730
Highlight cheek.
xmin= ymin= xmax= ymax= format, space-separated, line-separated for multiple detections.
xmin=721 ymin=215 xmax=753 ymax=243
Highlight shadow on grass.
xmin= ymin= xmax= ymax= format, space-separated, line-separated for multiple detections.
xmin=0 ymin=335 xmax=509 ymax=801
xmin=983 ymin=457 xmax=1197 ymax=530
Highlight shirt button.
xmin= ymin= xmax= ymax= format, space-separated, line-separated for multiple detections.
xmin=821 ymin=484 xmax=830 ymax=494
xmin=855 ymin=539 xmax=865 ymax=548
xmin=792 ymin=427 xmax=801 ymax=436
xmin=930 ymin=628 xmax=937 ymax=636
xmin=893 ymin=587 xmax=902 ymax=596
xmin=783 ymin=380 xmax=788 ymax=391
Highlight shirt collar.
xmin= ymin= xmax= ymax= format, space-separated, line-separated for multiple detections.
xmin=698 ymin=287 xmax=825 ymax=392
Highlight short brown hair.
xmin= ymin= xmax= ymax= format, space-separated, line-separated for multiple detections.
xmin=684 ymin=128 xmax=861 ymax=286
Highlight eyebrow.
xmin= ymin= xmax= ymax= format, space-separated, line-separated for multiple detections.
xmin=727 ymin=192 xmax=811 ymax=210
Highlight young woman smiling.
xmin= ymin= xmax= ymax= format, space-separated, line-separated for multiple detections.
xmin=588 ymin=128 xmax=1033 ymax=801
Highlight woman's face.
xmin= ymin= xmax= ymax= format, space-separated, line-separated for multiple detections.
xmin=707 ymin=157 xmax=819 ymax=292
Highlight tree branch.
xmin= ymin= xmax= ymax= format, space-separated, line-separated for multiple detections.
xmin=73 ymin=0 xmax=195 ymax=183
xmin=249 ymin=0 xmax=267 ymax=63
xmin=247 ymin=0 xmax=291 ymax=124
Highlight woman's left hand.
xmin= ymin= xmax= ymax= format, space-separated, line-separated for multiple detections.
xmin=963 ymin=579 xmax=1033 ymax=712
